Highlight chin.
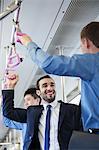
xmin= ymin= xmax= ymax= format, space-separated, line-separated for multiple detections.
xmin=49 ymin=98 xmax=55 ymax=103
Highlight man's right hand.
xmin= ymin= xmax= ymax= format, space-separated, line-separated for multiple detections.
xmin=17 ymin=32 xmax=32 ymax=46
xmin=4 ymin=72 xmax=19 ymax=89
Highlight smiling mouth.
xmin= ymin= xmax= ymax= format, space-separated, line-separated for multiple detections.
xmin=47 ymin=92 xmax=53 ymax=95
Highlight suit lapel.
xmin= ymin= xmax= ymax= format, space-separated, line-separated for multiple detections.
xmin=27 ymin=105 xmax=44 ymax=138
xmin=58 ymin=102 xmax=66 ymax=130
xmin=25 ymin=106 xmax=44 ymax=149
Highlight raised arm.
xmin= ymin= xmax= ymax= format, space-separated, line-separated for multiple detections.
xmin=2 ymin=72 xmax=27 ymax=123
xmin=17 ymin=34 xmax=95 ymax=81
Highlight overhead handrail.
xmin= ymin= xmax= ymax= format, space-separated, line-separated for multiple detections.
xmin=0 ymin=0 xmax=22 ymax=21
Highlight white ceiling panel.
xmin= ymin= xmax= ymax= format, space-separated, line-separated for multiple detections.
xmin=47 ymin=0 xmax=99 ymax=55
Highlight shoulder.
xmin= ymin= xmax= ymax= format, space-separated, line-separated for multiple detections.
xmin=27 ymin=105 xmax=44 ymax=113
xmin=59 ymin=100 xmax=80 ymax=109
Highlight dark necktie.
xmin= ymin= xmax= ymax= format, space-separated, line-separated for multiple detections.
xmin=44 ymin=105 xmax=51 ymax=150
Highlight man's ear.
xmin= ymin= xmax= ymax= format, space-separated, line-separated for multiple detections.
xmin=36 ymin=90 xmax=41 ymax=96
xmin=81 ymin=38 xmax=90 ymax=49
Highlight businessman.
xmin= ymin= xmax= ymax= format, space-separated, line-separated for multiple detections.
xmin=17 ymin=21 xmax=99 ymax=131
xmin=2 ymin=73 xmax=41 ymax=150
xmin=3 ymin=87 xmax=41 ymax=149
xmin=2 ymin=73 xmax=81 ymax=150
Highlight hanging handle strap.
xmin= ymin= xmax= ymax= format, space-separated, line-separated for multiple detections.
xmin=5 ymin=1 xmax=23 ymax=74
xmin=7 ymin=44 xmax=21 ymax=70
xmin=11 ymin=0 xmax=22 ymax=44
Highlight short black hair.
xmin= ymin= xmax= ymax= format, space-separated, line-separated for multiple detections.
xmin=24 ymin=87 xmax=41 ymax=104
xmin=81 ymin=22 xmax=99 ymax=48
xmin=36 ymin=75 xmax=53 ymax=90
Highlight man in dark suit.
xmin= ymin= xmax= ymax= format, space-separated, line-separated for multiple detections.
xmin=2 ymin=72 xmax=81 ymax=150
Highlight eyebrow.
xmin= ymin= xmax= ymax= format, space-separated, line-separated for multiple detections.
xmin=42 ymin=82 xmax=55 ymax=86
xmin=50 ymin=82 xmax=55 ymax=85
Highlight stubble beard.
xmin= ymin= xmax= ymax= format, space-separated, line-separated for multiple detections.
xmin=42 ymin=92 xmax=56 ymax=103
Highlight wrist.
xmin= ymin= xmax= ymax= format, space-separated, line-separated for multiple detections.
xmin=6 ymin=83 xmax=15 ymax=89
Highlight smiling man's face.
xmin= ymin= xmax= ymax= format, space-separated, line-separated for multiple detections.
xmin=38 ymin=77 xmax=56 ymax=103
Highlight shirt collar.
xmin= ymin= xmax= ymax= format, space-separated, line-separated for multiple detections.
xmin=42 ymin=99 xmax=58 ymax=110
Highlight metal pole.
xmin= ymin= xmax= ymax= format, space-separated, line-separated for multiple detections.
xmin=57 ymin=46 xmax=65 ymax=101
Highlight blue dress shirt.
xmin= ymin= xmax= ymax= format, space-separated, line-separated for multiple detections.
xmin=26 ymin=41 xmax=99 ymax=131
xmin=3 ymin=117 xmax=27 ymax=149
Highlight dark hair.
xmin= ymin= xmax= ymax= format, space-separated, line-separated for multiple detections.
xmin=80 ymin=22 xmax=99 ymax=48
xmin=36 ymin=75 xmax=52 ymax=90
xmin=24 ymin=87 xmax=41 ymax=104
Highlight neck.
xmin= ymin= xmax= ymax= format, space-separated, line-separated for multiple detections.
xmin=89 ymin=44 xmax=99 ymax=53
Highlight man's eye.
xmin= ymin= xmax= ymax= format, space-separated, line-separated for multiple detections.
xmin=50 ymin=84 xmax=55 ymax=87
xmin=43 ymin=85 xmax=47 ymax=88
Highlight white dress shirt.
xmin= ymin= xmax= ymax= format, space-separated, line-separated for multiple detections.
xmin=38 ymin=100 xmax=60 ymax=150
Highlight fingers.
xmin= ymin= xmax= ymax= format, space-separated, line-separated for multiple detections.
xmin=16 ymin=32 xmax=26 ymax=44
xmin=17 ymin=32 xmax=26 ymax=36
xmin=13 ymin=23 xmax=31 ymax=45
xmin=5 ymin=72 xmax=19 ymax=81
xmin=16 ymin=32 xmax=32 ymax=46
xmin=4 ymin=72 xmax=19 ymax=89
xmin=6 ymin=74 xmax=16 ymax=80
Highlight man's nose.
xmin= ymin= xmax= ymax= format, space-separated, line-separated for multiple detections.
xmin=47 ymin=85 xmax=53 ymax=90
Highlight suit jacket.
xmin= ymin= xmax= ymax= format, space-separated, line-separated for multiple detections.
xmin=2 ymin=90 xmax=81 ymax=150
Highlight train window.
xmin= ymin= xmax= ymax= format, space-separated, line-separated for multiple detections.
xmin=66 ymin=86 xmax=81 ymax=105
xmin=68 ymin=94 xmax=81 ymax=105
